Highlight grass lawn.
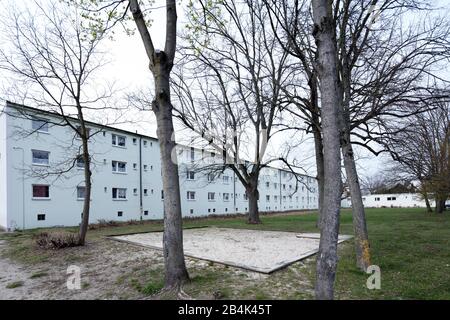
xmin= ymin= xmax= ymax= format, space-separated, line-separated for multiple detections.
xmin=1 ymin=208 xmax=449 ymax=299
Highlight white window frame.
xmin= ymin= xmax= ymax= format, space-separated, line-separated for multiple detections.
xmin=32 ymin=150 xmax=50 ymax=166
xmin=112 ymin=134 xmax=126 ymax=147
xmin=187 ymin=170 xmax=195 ymax=180
xmin=112 ymin=188 xmax=127 ymax=200
xmin=77 ymin=186 xmax=86 ymax=200
xmin=32 ymin=184 xmax=50 ymax=200
xmin=223 ymin=193 xmax=230 ymax=202
xmin=208 ymin=192 xmax=215 ymax=201
xmin=187 ymin=191 xmax=196 ymax=201
xmin=112 ymin=161 xmax=127 ymax=173
xmin=31 ymin=117 xmax=49 ymax=133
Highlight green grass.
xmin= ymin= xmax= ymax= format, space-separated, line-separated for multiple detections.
xmin=1 ymin=208 xmax=449 ymax=299
xmin=6 ymin=281 xmax=24 ymax=289
xmin=30 ymin=271 xmax=48 ymax=279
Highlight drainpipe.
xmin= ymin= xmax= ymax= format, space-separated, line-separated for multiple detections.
xmin=138 ymin=136 xmax=143 ymax=220
xmin=13 ymin=147 xmax=25 ymax=230
xmin=233 ymin=171 xmax=236 ymax=213
xmin=279 ymin=169 xmax=282 ymax=208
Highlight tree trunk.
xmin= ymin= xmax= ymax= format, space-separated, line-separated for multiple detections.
xmin=435 ymin=196 xmax=446 ymax=214
xmin=422 ymin=190 xmax=433 ymax=213
xmin=153 ymin=53 xmax=189 ymax=289
xmin=78 ymin=136 xmax=91 ymax=246
xmin=313 ymin=125 xmax=325 ymax=229
xmin=341 ymin=135 xmax=371 ymax=271
xmin=247 ymin=177 xmax=261 ymax=224
xmin=312 ymin=0 xmax=343 ymax=300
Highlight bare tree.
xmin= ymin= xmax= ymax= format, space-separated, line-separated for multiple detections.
xmin=171 ymin=0 xmax=298 ymax=224
xmin=311 ymin=0 xmax=343 ymax=300
xmin=0 ymin=0 xmax=115 ymax=245
xmin=383 ymin=95 xmax=450 ymax=213
xmin=76 ymin=0 xmax=190 ymax=291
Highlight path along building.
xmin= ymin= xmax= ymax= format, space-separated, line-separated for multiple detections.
xmin=0 ymin=102 xmax=319 ymax=231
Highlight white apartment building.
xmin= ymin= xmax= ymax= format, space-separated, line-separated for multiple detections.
xmin=0 ymin=102 xmax=319 ymax=231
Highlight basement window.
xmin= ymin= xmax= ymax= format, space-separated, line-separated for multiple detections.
xmin=37 ymin=214 xmax=46 ymax=221
xmin=117 ymin=211 xmax=123 ymax=217
xmin=144 ymin=210 xmax=149 ymax=216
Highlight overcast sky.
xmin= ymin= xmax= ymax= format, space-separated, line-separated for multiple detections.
xmin=1 ymin=0 xmax=449 ymax=178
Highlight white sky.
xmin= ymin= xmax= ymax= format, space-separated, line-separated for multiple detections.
xmin=1 ymin=0 xmax=449 ymax=179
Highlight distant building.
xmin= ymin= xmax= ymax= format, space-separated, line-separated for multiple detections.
xmin=0 ymin=101 xmax=319 ymax=231
xmin=341 ymin=193 xmax=435 ymax=208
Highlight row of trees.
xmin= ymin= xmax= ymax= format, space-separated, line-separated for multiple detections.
xmin=1 ymin=0 xmax=448 ymax=299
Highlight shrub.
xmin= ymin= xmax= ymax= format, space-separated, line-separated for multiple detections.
xmin=34 ymin=232 xmax=80 ymax=249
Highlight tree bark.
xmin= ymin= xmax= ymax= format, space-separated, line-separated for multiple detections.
xmin=78 ymin=135 xmax=91 ymax=246
xmin=341 ymin=134 xmax=371 ymax=271
xmin=247 ymin=176 xmax=261 ymax=224
xmin=153 ymin=52 xmax=189 ymax=289
xmin=435 ymin=197 xmax=446 ymax=214
xmin=422 ymin=188 xmax=433 ymax=213
xmin=312 ymin=0 xmax=342 ymax=300
xmin=313 ymin=124 xmax=325 ymax=229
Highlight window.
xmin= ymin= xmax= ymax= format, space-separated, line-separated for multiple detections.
xmin=283 ymin=184 xmax=286 ymax=190
xmin=274 ymin=195 xmax=278 ymax=202
xmin=144 ymin=210 xmax=149 ymax=216
xmin=187 ymin=170 xmax=195 ymax=180
xmin=144 ymin=189 xmax=148 ymax=196
xmin=387 ymin=197 xmax=397 ymax=201
xmin=32 ymin=150 xmax=49 ymax=165
xmin=207 ymin=174 xmax=215 ymax=182
xmin=133 ymin=188 xmax=138 ymax=196
xmin=161 ymin=190 xmax=164 ymax=199
xmin=112 ymin=161 xmax=127 ymax=173
xmin=266 ymin=182 xmax=270 ymax=188
xmin=208 ymin=192 xmax=215 ymax=201
xmin=77 ymin=186 xmax=86 ymax=199
xmin=190 ymin=209 xmax=194 ymax=214
xmin=76 ymin=156 xmax=85 ymax=168
xmin=190 ymin=147 xmax=195 ymax=161
xmin=187 ymin=191 xmax=196 ymax=200
xmin=143 ymin=165 xmax=148 ymax=171
xmin=118 ymin=211 xmax=123 ymax=217
xmin=243 ymin=192 xmax=248 ymax=200
xmin=37 ymin=214 xmax=46 ymax=221
xmin=32 ymin=185 xmax=49 ymax=198
xmin=76 ymin=126 xmax=90 ymax=138
xmin=143 ymin=140 xmax=148 ymax=147
xmin=274 ymin=183 xmax=278 ymax=189
xmin=132 ymin=138 xmax=137 ymax=145
xmin=112 ymin=134 xmax=126 ymax=147
xmin=133 ymin=163 xmax=137 ymax=170
xmin=266 ymin=195 xmax=270 ymax=202
xmin=223 ymin=193 xmax=230 ymax=201
xmin=223 ymin=176 xmax=229 ymax=184
xmin=112 ymin=188 xmax=127 ymax=200
xmin=31 ymin=117 xmax=48 ymax=132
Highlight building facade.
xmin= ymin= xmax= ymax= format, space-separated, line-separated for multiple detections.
xmin=0 ymin=102 xmax=319 ymax=231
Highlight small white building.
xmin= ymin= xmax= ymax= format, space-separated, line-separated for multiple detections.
xmin=341 ymin=193 xmax=434 ymax=209
xmin=0 ymin=102 xmax=319 ymax=231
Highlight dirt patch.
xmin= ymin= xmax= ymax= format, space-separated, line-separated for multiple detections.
xmin=0 ymin=234 xmax=317 ymax=300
